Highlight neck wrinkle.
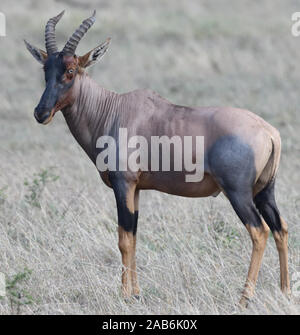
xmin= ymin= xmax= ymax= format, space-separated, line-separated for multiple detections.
xmin=63 ymin=73 xmax=120 ymax=162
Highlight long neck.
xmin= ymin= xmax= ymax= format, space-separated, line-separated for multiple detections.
xmin=62 ymin=73 xmax=119 ymax=162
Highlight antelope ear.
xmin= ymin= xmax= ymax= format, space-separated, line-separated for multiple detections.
xmin=78 ymin=38 xmax=111 ymax=68
xmin=24 ymin=40 xmax=48 ymax=65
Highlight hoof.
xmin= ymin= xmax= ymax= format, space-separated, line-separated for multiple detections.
xmin=124 ymin=297 xmax=130 ymax=303
xmin=282 ymin=289 xmax=292 ymax=300
xmin=239 ymin=296 xmax=250 ymax=309
xmin=123 ymin=295 xmax=141 ymax=303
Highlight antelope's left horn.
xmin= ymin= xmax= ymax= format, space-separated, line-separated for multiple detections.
xmin=45 ymin=10 xmax=65 ymax=55
xmin=62 ymin=10 xmax=96 ymax=56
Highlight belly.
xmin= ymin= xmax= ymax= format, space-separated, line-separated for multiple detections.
xmin=138 ymin=171 xmax=220 ymax=197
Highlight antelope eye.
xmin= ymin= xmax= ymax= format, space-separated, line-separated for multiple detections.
xmin=67 ymin=69 xmax=74 ymax=74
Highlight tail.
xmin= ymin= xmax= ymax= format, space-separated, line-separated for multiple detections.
xmin=256 ymin=128 xmax=281 ymax=192
xmin=254 ymin=129 xmax=282 ymax=232
xmin=269 ymin=130 xmax=281 ymax=185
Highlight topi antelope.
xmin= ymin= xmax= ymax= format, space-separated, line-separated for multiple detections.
xmin=25 ymin=10 xmax=290 ymax=307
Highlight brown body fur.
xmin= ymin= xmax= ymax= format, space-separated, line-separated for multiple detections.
xmin=25 ymin=12 xmax=290 ymax=306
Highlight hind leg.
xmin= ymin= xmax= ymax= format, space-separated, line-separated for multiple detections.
xmin=228 ymin=192 xmax=270 ymax=307
xmin=273 ymin=218 xmax=290 ymax=295
xmin=254 ymin=183 xmax=290 ymax=296
xmin=241 ymin=221 xmax=270 ymax=307
xmin=208 ymin=136 xmax=270 ymax=306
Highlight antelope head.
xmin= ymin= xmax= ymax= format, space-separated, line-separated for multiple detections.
xmin=24 ymin=10 xmax=110 ymax=124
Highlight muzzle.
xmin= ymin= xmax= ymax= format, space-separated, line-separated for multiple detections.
xmin=34 ymin=106 xmax=56 ymax=125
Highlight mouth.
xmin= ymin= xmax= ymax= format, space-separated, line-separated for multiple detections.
xmin=42 ymin=108 xmax=57 ymax=125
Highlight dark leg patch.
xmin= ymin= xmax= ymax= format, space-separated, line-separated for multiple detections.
xmin=208 ymin=135 xmax=261 ymax=227
xmin=254 ymin=180 xmax=282 ymax=232
xmin=109 ymin=172 xmax=136 ymax=233
xmin=208 ymin=135 xmax=257 ymax=192
xmin=227 ymin=191 xmax=262 ymax=227
xmin=133 ymin=210 xmax=139 ymax=236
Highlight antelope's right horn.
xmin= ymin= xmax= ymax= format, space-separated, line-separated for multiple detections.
xmin=62 ymin=10 xmax=96 ymax=56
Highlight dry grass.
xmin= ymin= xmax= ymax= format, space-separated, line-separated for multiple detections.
xmin=0 ymin=0 xmax=299 ymax=314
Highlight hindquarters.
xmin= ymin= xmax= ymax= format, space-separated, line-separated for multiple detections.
xmin=207 ymin=132 xmax=282 ymax=231
xmin=208 ymin=131 xmax=289 ymax=302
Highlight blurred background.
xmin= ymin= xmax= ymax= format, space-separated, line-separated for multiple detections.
xmin=0 ymin=0 xmax=299 ymax=314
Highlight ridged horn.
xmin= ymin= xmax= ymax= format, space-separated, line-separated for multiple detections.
xmin=62 ymin=10 xmax=96 ymax=56
xmin=45 ymin=10 xmax=65 ymax=55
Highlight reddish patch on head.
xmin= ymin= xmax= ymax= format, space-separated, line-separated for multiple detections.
xmin=63 ymin=55 xmax=76 ymax=64
xmin=61 ymin=55 xmax=79 ymax=80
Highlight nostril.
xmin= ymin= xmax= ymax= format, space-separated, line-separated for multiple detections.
xmin=34 ymin=108 xmax=41 ymax=122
